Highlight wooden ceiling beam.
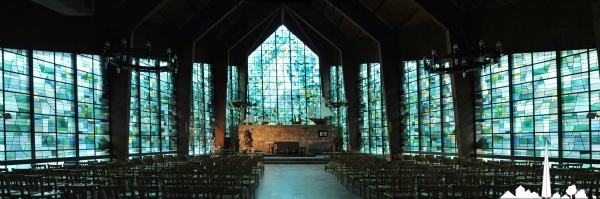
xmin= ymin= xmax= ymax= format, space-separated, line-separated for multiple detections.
xmin=174 ymin=0 xmax=244 ymax=43
xmin=284 ymin=3 xmax=353 ymax=50
xmin=325 ymin=0 xmax=396 ymax=44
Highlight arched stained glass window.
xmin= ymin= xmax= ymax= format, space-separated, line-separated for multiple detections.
xmin=247 ymin=25 xmax=320 ymax=124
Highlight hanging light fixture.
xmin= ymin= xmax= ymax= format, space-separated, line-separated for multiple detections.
xmin=423 ymin=40 xmax=503 ymax=76
xmin=102 ymin=38 xmax=178 ymax=74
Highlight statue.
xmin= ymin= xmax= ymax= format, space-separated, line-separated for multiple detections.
xmin=243 ymin=130 xmax=253 ymax=147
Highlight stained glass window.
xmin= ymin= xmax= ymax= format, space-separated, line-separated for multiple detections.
xmin=190 ymin=63 xmax=213 ymax=155
xmin=247 ymin=25 xmax=320 ymax=124
xmin=129 ymin=59 xmax=176 ymax=154
xmin=32 ymin=51 xmax=76 ymax=159
xmin=359 ymin=63 xmax=388 ymax=155
xmin=0 ymin=47 xmax=109 ymax=162
xmin=76 ymin=54 xmax=109 ymax=157
xmin=512 ymin=52 xmax=559 ymax=157
xmin=561 ymin=49 xmax=597 ymax=159
xmin=401 ymin=61 xmax=456 ymax=153
xmin=403 ymin=61 xmax=419 ymax=151
xmin=475 ymin=55 xmax=511 ymax=156
xmin=1 ymin=48 xmax=32 ymax=161
xmin=329 ymin=65 xmax=348 ymax=150
xmin=159 ymin=63 xmax=177 ymax=152
xmin=476 ymin=48 xmax=599 ymax=161
xmin=225 ymin=66 xmax=239 ymax=137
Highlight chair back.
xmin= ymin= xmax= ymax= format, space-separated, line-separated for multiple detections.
xmin=162 ymin=186 xmax=192 ymax=199
xmin=65 ymin=184 xmax=96 ymax=199
xmin=99 ymin=185 xmax=127 ymax=199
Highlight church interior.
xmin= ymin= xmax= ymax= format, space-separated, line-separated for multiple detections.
xmin=0 ymin=0 xmax=599 ymax=198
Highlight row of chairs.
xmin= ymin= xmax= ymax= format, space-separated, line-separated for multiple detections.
xmin=328 ymin=153 xmax=600 ymax=199
xmin=1 ymin=154 xmax=264 ymax=199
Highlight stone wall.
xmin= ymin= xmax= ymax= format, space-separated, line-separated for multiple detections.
xmin=234 ymin=125 xmax=341 ymax=154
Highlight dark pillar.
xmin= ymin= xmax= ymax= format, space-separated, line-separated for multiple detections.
xmin=212 ymin=51 xmax=228 ymax=148
xmin=452 ymin=73 xmax=476 ymax=158
xmin=380 ymin=45 xmax=403 ymax=157
xmin=108 ymin=66 xmax=132 ymax=160
xmin=175 ymin=44 xmax=193 ymax=155
xmin=341 ymin=48 xmax=360 ymax=151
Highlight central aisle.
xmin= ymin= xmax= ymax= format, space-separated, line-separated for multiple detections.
xmin=256 ymin=164 xmax=361 ymax=199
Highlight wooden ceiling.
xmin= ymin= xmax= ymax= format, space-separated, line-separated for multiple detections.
xmin=16 ymin=0 xmax=599 ymax=59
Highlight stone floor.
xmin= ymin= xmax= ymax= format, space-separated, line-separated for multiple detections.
xmin=256 ymin=164 xmax=361 ymax=199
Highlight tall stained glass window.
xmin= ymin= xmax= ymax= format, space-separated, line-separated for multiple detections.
xmin=561 ymin=49 xmax=598 ymax=159
xmin=403 ymin=61 xmax=419 ymax=152
xmin=475 ymin=55 xmax=511 ymax=156
xmin=159 ymin=63 xmax=177 ymax=152
xmin=0 ymin=47 xmax=109 ymax=162
xmin=129 ymin=59 xmax=176 ymax=154
xmin=190 ymin=63 xmax=213 ymax=155
xmin=32 ymin=51 xmax=76 ymax=159
xmin=226 ymin=65 xmax=239 ymax=137
xmin=1 ymin=48 xmax=31 ymax=160
xmin=76 ymin=55 xmax=110 ymax=157
xmin=247 ymin=25 xmax=320 ymax=124
xmin=359 ymin=63 xmax=388 ymax=155
xmin=476 ymin=49 xmax=599 ymax=161
xmin=329 ymin=65 xmax=348 ymax=150
xmin=512 ymin=52 xmax=559 ymax=157
xmin=401 ymin=61 xmax=456 ymax=153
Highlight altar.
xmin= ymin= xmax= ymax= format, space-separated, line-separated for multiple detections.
xmin=233 ymin=125 xmax=340 ymax=154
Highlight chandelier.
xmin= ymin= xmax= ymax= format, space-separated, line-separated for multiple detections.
xmin=102 ymin=39 xmax=178 ymax=74
xmin=423 ymin=40 xmax=503 ymax=77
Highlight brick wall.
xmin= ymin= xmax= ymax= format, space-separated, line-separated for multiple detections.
xmin=234 ymin=125 xmax=341 ymax=154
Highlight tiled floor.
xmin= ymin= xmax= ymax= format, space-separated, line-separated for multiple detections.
xmin=256 ymin=164 xmax=361 ymax=199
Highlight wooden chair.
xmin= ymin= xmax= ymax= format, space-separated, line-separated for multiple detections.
xmin=445 ymin=175 xmax=465 ymax=197
xmin=1 ymin=174 xmax=26 ymax=199
xmin=161 ymin=186 xmax=192 ymax=199
xmin=107 ymin=175 xmax=134 ymax=194
xmin=213 ymin=171 xmax=245 ymax=199
xmin=47 ymin=165 xmax=63 ymax=169
xmin=196 ymin=169 xmax=224 ymax=197
xmin=134 ymin=185 xmax=161 ymax=199
xmin=67 ymin=169 xmax=91 ymax=186
xmin=65 ymin=184 xmax=97 ymax=199
xmin=486 ymin=175 xmax=516 ymax=198
xmin=359 ymin=166 xmax=380 ymax=198
xmin=571 ymin=172 xmax=596 ymax=194
xmin=22 ymin=174 xmax=64 ymax=198
xmin=31 ymin=164 xmax=47 ymax=170
xmin=12 ymin=168 xmax=34 ymax=175
xmin=239 ymin=165 xmax=257 ymax=199
xmin=452 ymin=185 xmax=481 ymax=199
xmin=92 ymin=165 xmax=110 ymax=185
xmin=418 ymin=185 xmax=447 ymax=199
xmin=383 ymin=176 xmax=414 ymax=199
xmin=161 ymin=176 xmax=191 ymax=188
xmin=136 ymin=176 xmax=160 ymax=187
xmin=98 ymin=185 xmax=129 ymax=199
xmin=368 ymin=168 xmax=393 ymax=199
xmin=417 ymin=174 xmax=444 ymax=199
